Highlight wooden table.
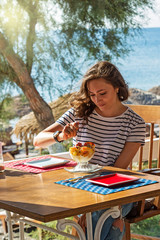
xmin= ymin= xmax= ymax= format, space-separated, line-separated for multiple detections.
xmin=0 ymin=166 xmax=160 ymax=240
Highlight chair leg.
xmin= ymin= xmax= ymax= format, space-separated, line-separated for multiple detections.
xmin=124 ymin=221 xmax=131 ymax=240
xmin=38 ymin=227 xmax=42 ymax=240
xmin=71 ymin=216 xmax=79 ymax=238
xmin=0 ymin=215 xmax=7 ymax=234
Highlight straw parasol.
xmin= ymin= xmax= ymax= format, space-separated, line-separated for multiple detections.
xmin=13 ymin=93 xmax=72 ymax=145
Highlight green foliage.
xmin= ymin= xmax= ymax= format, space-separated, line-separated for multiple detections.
xmin=28 ymin=219 xmax=72 ymax=240
xmin=0 ymin=94 xmax=17 ymax=143
xmin=132 ymin=159 xmax=158 ymax=170
xmin=0 ymin=94 xmax=16 ymax=123
xmin=26 ymin=216 xmax=160 ymax=240
xmin=62 ymin=138 xmax=73 ymax=151
xmin=131 ymin=215 xmax=160 ymax=238
xmin=20 ymin=94 xmax=29 ymax=103
xmin=0 ymin=0 xmax=154 ymax=101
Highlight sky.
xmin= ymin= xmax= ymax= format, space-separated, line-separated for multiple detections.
xmin=54 ymin=0 xmax=160 ymax=28
xmin=3 ymin=0 xmax=160 ymax=101
xmin=140 ymin=0 xmax=160 ymax=28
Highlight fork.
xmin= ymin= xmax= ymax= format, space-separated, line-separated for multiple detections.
xmin=63 ymin=173 xmax=100 ymax=183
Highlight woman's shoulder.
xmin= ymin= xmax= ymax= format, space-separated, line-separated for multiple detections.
xmin=62 ymin=107 xmax=75 ymax=116
xmin=56 ymin=108 xmax=75 ymax=121
xmin=125 ymin=106 xmax=145 ymax=124
xmin=58 ymin=107 xmax=83 ymax=121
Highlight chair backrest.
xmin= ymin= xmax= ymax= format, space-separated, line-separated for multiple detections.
xmin=127 ymin=105 xmax=160 ymax=171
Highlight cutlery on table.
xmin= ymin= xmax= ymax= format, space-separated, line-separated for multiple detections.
xmin=62 ymin=173 xmax=101 ymax=183
xmin=62 ymin=171 xmax=116 ymax=183
xmin=13 ymin=163 xmax=25 ymax=166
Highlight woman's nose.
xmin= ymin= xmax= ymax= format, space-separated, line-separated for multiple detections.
xmin=95 ymin=95 xmax=101 ymax=103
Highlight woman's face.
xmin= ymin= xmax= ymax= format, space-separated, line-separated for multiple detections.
xmin=87 ymin=78 xmax=119 ymax=112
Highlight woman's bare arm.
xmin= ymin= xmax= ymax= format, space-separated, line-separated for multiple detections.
xmin=114 ymin=142 xmax=141 ymax=169
xmin=33 ymin=122 xmax=63 ymax=148
xmin=34 ymin=122 xmax=79 ymax=148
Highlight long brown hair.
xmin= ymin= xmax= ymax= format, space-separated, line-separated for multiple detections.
xmin=70 ymin=61 xmax=129 ymax=119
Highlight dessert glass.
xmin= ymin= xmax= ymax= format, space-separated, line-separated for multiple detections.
xmin=69 ymin=142 xmax=95 ymax=172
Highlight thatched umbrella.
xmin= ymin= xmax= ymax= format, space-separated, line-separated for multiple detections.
xmin=13 ymin=93 xmax=72 ymax=155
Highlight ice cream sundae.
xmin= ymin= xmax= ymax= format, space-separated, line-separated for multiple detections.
xmin=69 ymin=142 xmax=95 ymax=163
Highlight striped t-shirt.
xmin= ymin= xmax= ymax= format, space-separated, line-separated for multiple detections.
xmin=56 ymin=106 xmax=146 ymax=166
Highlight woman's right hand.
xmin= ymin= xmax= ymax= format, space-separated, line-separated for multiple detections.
xmin=59 ymin=122 xmax=79 ymax=141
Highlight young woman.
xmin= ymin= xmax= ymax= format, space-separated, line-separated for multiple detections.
xmin=34 ymin=61 xmax=146 ymax=239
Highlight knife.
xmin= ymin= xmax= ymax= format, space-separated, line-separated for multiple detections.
xmin=63 ymin=173 xmax=101 ymax=183
xmin=13 ymin=162 xmax=25 ymax=166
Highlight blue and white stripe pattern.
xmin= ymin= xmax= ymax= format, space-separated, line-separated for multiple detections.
xmin=57 ymin=106 xmax=146 ymax=166
xmin=56 ymin=178 xmax=157 ymax=195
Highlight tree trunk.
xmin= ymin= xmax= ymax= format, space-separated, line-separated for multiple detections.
xmin=0 ymin=33 xmax=54 ymax=130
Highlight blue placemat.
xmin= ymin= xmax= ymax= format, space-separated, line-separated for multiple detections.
xmin=55 ymin=174 xmax=158 ymax=195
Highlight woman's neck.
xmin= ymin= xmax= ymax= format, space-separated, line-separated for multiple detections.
xmin=95 ymin=102 xmax=127 ymax=118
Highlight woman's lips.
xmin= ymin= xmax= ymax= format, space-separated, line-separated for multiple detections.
xmin=98 ymin=103 xmax=105 ymax=107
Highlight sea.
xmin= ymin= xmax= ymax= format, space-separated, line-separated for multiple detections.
xmin=7 ymin=27 xmax=160 ymax=104
xmin=42 ymin=27 xmax=160 ymax=102
xmin=9 ymin=27 xmax=160 ymax=143
xmin=116 ymin=27 xmax=160 ymax=91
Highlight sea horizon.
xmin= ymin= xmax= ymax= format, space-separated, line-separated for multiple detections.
xmin=3 ymin=27 xmax=160 ymax=103
xmin=36 ymin=27 xmax=160 ymax=102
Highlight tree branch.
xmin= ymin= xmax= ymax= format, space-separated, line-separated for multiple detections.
xmin=0 ymin=32 xmax=54 ymax=129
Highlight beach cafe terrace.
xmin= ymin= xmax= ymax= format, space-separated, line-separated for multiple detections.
xmin=1 ymin=99 xmax=160 ymax=240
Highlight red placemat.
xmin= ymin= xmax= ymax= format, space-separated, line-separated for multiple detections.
xmin=4 ymin=155 xmax=77 ymax=174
